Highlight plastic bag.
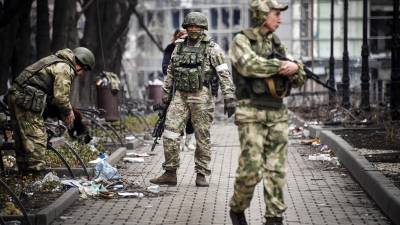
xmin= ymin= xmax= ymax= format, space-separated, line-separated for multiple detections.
xmin=94 ymin=153 xmax=121 ymax=180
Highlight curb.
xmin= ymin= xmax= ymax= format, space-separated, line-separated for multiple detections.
xmin=289 ymin=111 xmax=400 ymax=225
xmin=2 ymin=144 xmax=137 ymax=225
xmin=35 ymin=188 xmax=80 ymax=225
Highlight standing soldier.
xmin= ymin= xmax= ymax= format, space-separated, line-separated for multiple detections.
xmin=150 ymin=11 xmax=236 ymax=187
xmin=228 ymin=0 xmax=307 ymax=225
xmin=8 ymin=47 xmax=95 ymax=174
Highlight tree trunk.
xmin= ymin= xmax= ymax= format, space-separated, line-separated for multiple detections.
xmin=36 ymin=0 xmax=51 ymax=59
xmin=11 ymin=0 xmax=33 ymax=79
xmin=51 ymin=0 xmax=73 ymax=51
xmin=0 ymin=0 xmax=32 ymax=94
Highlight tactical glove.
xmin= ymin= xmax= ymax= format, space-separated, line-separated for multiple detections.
xmin=162 ymin=91 xmax=170 ymax=104
xmin=224 ymin=98 xmax=236 ymax=118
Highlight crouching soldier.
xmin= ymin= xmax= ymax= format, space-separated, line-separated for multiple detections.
xmin=7 ymin=47 xmax=95 ymax=174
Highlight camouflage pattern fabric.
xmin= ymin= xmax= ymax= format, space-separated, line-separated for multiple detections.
xmin=229 ymin=106 xmax=288 ymax=217
xmin=164 ymin=35 xmax=235 ymax=100
xmin=229 ymin=27 xmax=306 ymax=218
xmin=162 ymin=34 xmax=235 ymax=176
xmin=8 ymin=48 xmax=77 ymax=171
xmin=8 ymin=93 xmax=47 ymax=171
xmin=162 ymin=87 xmax=214 ymax=175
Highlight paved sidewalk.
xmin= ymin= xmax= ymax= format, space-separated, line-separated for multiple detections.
xmin=52 ymin=123 xmax=392 ymax=225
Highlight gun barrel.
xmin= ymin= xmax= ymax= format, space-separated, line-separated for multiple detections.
xmin=304 ymin=68 xmax=336 ymax=92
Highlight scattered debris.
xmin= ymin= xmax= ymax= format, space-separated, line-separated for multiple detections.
xmin=126 ymin=152 xmax=150 ymax=157
xmin=59 ymin=216 xmax=73 ymax=220
xmin=300 ymin=138 xmax=320 ymax=146
xmin=117 ymin=192 xmax=144 ymax=198
xmin=147 ymin=185 xmax=160 ymax=194
xmin=93 ymin=153 xmax=121 ymax=180
xmin=123 ymin=157 xmax=145 ymax=163
xmin=308 ymin=154 xmax=332 ymax=161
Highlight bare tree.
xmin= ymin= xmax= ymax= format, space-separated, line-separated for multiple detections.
xmin=36 ymin=0 xmax=51 ymax=58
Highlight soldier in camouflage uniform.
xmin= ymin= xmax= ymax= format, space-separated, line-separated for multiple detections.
xmin=8 ymin=47 xmax=95 ymax=173
xmin=150 ymin=12 xmax=236 ymax=187
xmin=228 ymin=1 xmax=307 ymax=225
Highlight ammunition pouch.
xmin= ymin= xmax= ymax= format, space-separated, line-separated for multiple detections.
xmin=174 ymin=67 xmax=203 ymax=92
xmin=15 ymin=85 xmax=47 ymax=114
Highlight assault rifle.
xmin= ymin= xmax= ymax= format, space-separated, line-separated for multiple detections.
xmin=269 ymin=52 xmax=336 ymax=92
xmin=150 ymin=102 xmax=169 ymax=151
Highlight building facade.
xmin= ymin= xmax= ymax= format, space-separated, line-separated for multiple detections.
xmin=123 ymin=0 xmax=393 ymax=106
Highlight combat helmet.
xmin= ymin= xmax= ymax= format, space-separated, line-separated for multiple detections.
xmin=182 ymin=12 xmax=208 ymax=30
xmin=73 ymin=47 xmax=95 ymax=70
xmin=250 ymin=0 xmax=288 ymax=26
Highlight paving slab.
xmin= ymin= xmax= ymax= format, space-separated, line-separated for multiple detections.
xmin=52 ymin=122 xmax=392 ymax=225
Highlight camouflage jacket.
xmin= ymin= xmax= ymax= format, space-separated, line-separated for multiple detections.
xmin=14 ymin=48 xmax=77 ymax=119
xmin=229 ymin=27 xmax=306 ymax=105
xmin=163 ymin=35 xmax=235 ymax=101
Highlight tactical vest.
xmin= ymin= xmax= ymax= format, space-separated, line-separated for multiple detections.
xmin=12 ymin=55 xmax=75 ymax=113
xmin=172 ymin=38 xmax=215 ymax=93
xmin=14 ymin=54 xmax=75 ymax=95
xmin=232 ymin=29 xmax=291 ymax=108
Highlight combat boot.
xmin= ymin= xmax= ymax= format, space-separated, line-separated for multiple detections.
xmin=195 ymin=173 xmax=209 ymax=187
xmin=149 ymin=170 xmax=177 ymax=186
xmin=264 ymin=217 xmax=283 ymax=225
xmin=229 ymin=210 xmax=248 ymax=225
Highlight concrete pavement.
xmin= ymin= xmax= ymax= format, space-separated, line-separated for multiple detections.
xmin=52 ymin=122 xmax=392 ymax=225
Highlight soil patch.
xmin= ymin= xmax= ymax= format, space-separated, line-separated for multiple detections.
xmin=333 ymin=129 xmax=400 ymax=151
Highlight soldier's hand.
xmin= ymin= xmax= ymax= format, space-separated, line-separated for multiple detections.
xmin=279 ymin=61 xmax=299 ymax=77
xmin=224 ymin=98 xmax=236 ymax=118
xmin=162 ymin=91 xmax=170 ymax=104
xmin=65 ymin=110 xmax=75 ymax=128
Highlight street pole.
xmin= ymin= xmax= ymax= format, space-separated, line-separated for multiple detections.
xmin=360 ymin=0 xmax=370 ymax=111
xmin=342 ymin=0 xmax=350 ymax=108
xmin=391 ymin=0 xmax=400 ymax=120
xmin=328 ymin=0 xmax=336 ymax=106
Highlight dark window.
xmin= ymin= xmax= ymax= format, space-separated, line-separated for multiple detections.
xmin=172 ymin=10 xmax=180 ymax=29
xmin=222 ymin=8 xmax=230 ymax=28
xmin=147 ymin=11 xmax=154 ymax=25
xmin=233 ymin=8 xmax=241 ymax=26
xmin=211 ymin=8 xmax=218 ymax=29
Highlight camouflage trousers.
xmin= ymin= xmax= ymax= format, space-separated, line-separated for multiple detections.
xmin=162 ymin=88 xmax=214 ymax=175
xmin=8 ymin=92 xmax=47 ymax=171
xmin=230 ymin=104 xmax=288 ymax=218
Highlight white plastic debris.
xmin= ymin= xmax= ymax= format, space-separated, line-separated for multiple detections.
xmin=112 ymin=184 xmax=124 ymax=190
xmin=94 ymin=153 xmax=121 ymax=180
xmin=88 ymin=144 xmax=98 ymax=152
xmin=126 ymin=152 xmax=149 ymax=157
xmin=61 ymin=180 xmax=82 ymax=188
xmin=147 ymin=185 xmax=160 ymax=193
xmin=123 ymin=157 xmax=145 ymax=163
xmin=320 ymin=145 xmax=331 ymax=153
xmin=42 ymin=172 xmax=60 ymax=183
xmin=308 ymin=154 xmax=332 ymax=161
xmin=59 ymin=216 xmax=73 ymax=220
xmin=118 ymin=192 xmax=144 ymax=198
xmin=125 ymin=135 xmax=136 ymax=141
